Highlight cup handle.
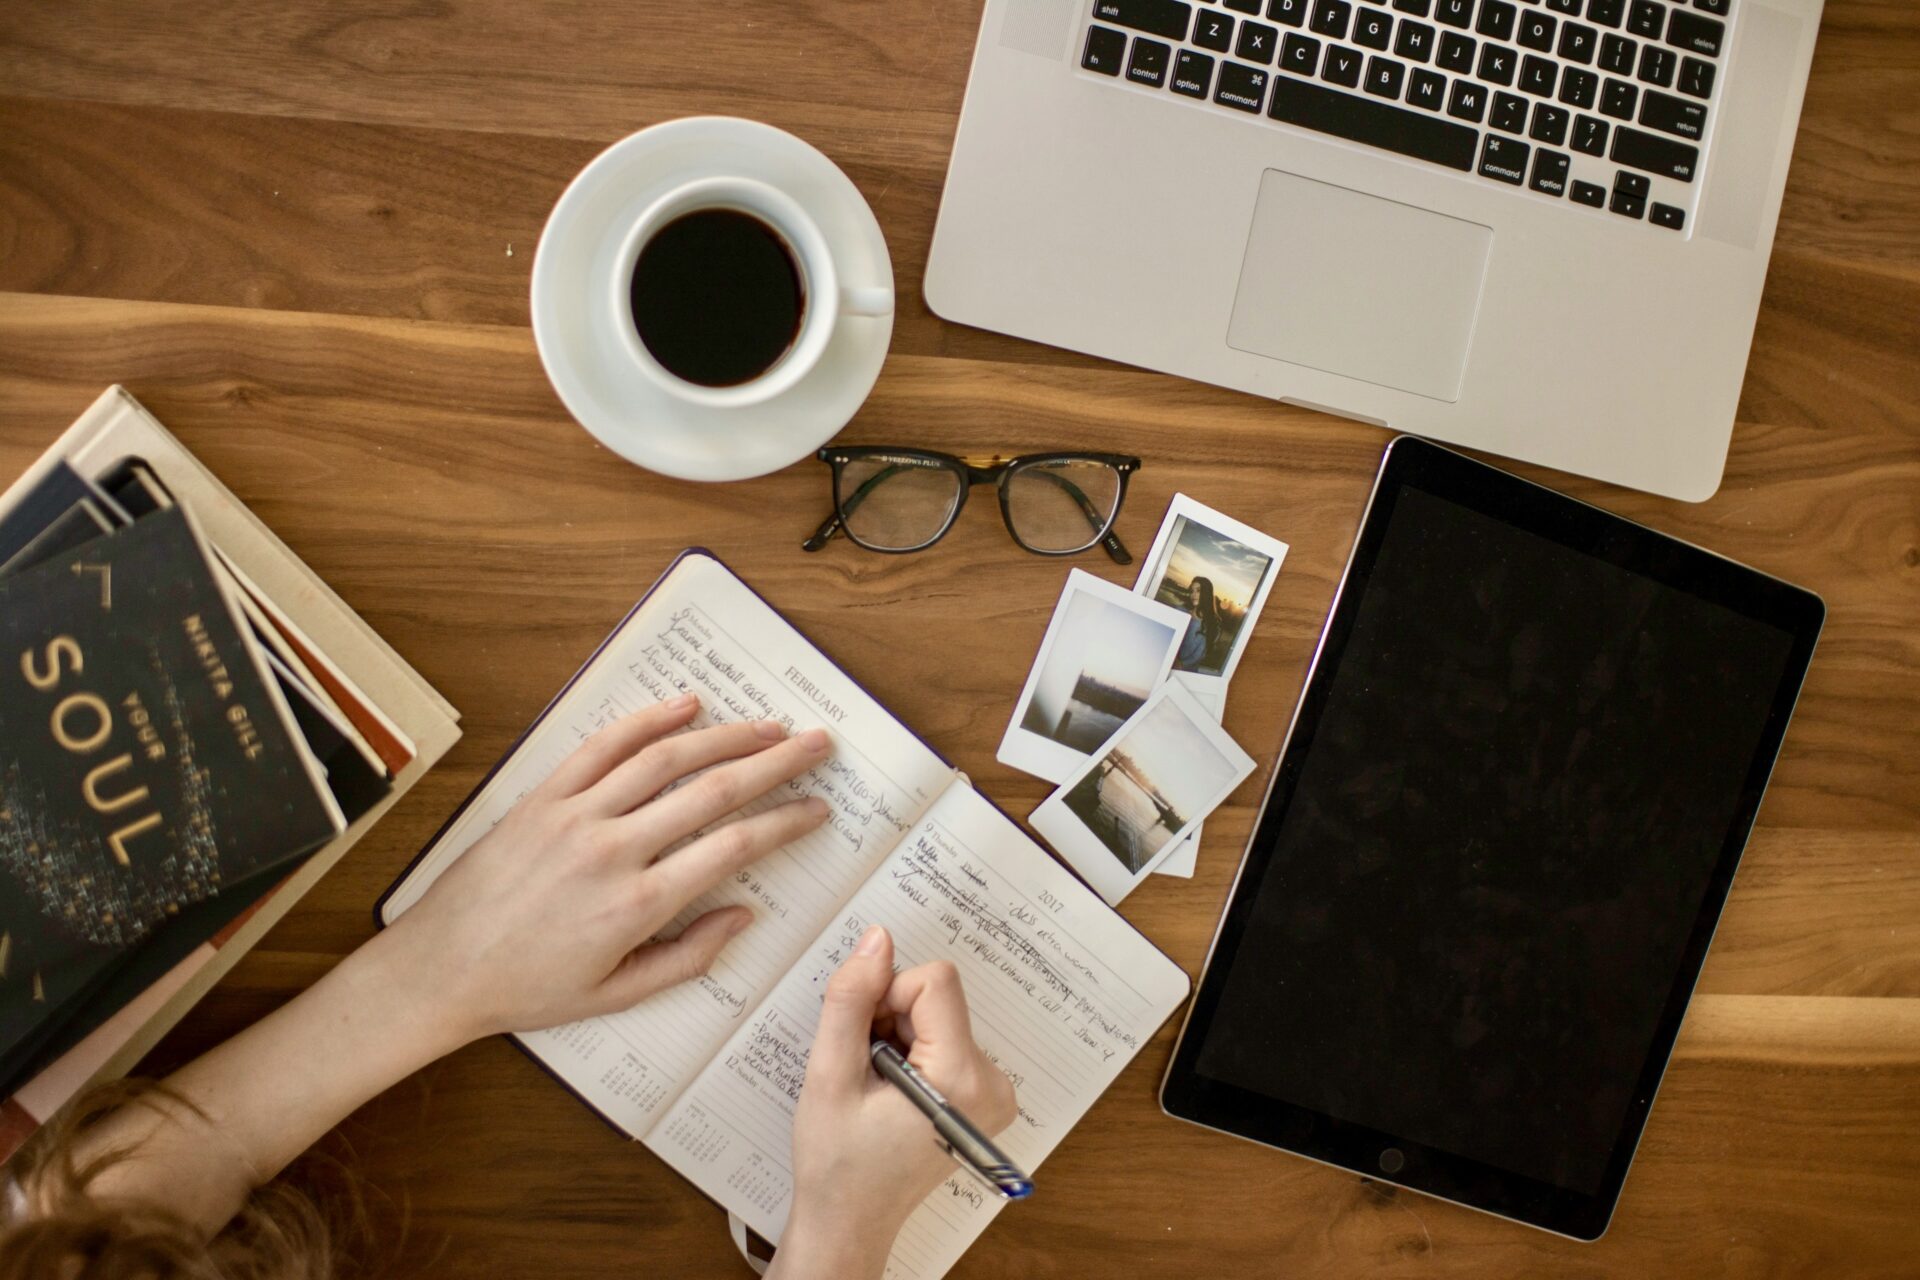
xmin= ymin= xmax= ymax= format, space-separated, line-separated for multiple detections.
xmin=841 ymin=285 xmax=895 ymax=318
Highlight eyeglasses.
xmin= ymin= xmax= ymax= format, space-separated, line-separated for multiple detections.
xmin=802 ymin=448 xmax=1140 ymax=563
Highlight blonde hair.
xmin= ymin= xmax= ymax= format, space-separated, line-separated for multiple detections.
xmin=0 ymin=1081 xmax=372 ymax=1280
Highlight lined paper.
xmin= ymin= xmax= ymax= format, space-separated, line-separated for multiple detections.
xmin=649 ymin=784 xmax=1191 ymax=1279
xmin=382 ymin=554 xmax=955 ymax=1133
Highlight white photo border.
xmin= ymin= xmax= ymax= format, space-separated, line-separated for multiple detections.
xmin=1029 ymin=682 xmax=1256 ymax=905
xmin=1132 ymin=493 xmax=1290 ymax=693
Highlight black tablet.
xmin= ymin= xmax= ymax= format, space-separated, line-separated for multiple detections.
xmin=1160 ymin=438 xmax=1824 ymax=1240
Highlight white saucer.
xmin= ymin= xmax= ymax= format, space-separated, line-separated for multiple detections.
xmin=530 ymin=118 xmax=894 ymax=482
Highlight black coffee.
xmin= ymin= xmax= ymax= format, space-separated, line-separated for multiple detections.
xmin=628 ymin=209 xmax=805 ymax=388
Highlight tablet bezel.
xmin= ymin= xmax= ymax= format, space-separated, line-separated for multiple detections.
xmin=1159 ymin=437 xmax=1824 ymax=1240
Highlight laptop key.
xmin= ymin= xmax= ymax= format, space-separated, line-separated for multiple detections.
xmin=1610 ymin=187 xmax=1646 ymax=218
xmin=1436 ymin=0 xmax=1474 ymax=28
xmin=1173 ymin=48 xmax=1216 ymax=94
xmin=1082 ymin=24 xmax=1128 ymax=73
xmin=1587 ymin=0 xmax=1626 ymax=27
xmin=1638 ymin=44 xmax=1675 ymax=86
xmin=1626 ymin=0 xmax=1663 ymax=36
xmin=1665 ymin=8 xmax=1722 ymax=55
xmin=1692 ymin=0 xmax=1727 ymax=14
xmin=1546 ymin=0 xmax=1581 ymax=11
xmin=1196 ymin=10 xmax=1236 ymax=49
xmin=1479 ymin=133 xmax=1529 ymax=183
xmin=1613 ymin=169 xmax=1650 ymax=197
xmin=1392 ymin=0 xmax=1433 ymax=12
xmin=1323 ymin=43 xmax=1366 ymax=84
xmin=1448 ymin=78 xmax=1488 ymax=121
xmin=1281 ymin=31 xmax=1324 ymax=72
xmin=1529 ymin=147 xmax=1571 ymax=194
xmin=1407 ymin=66 xmax=1447 ymax=108
xmin=1438 ymin=31 xmax=1477 ymax=71
xmin=1640 ymin=88 xmax=1705 ymax=138
xmin=1559 ymin=21 xmax=1597 ymax=62
xmin=1517 ymin=9 xmax=1556 ymax=50
xmin=1093 ymin=0 xmax=1194 ymax=41
xmin=1520 ymin=53 xmax=1557 ymax=95
xmin=1479 ymin=42 xmax=1516 ymax=84
xmin=1366 ymin=54 xmax=1408 ymax=96
xmin=1572 ymin=113 xmax=1609 ymax=154
xmin=1396 ymin=19 xmax=1436 ymax=59
xmin=1530 ymin=102 xmax=1570 ymax=143
xmin=1355 ymin=7 xmax=1394 ymax=46
xmin=1225 ymin=0 xmax=1264 ymax=12
xmin=1267 ymin=72 xmax=1480 ymax=168
xmin=1271 ymin=0 xmax=1311 ymax=23
xmin=1127 ymin=36 xmax=1174 ymax=84
xmin=1238 ymin=19 xmax=1281 ymax=61
xmin=1560 ymin=67 xmax=1599 ymax=107
xmin=1312 ymin=0 xmax=1354 ymax=37
xmin=1476 ymin=0 xmax=1517 ymax=40
xmin=1215 ymin=60 xmax=1272 ymax=108
xmin=1601 ymin=77 xmax=1637 ymax=118
xmin=1612 ymin=123 xmax=1698 ymax=179
xmin=1600 ymin=32 xmax=1636 ymax=72
xmin=1649 ymin=201 xmax=1686 ymax=229
xmin=1677 ymin=55 xmax=1714 ymax=98
xmin=1491 ymin=90 xmax=1529 ymax=132
xmin=1571 ymin=177 xmax=1607 ymax=206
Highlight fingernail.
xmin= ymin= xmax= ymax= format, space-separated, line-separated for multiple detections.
xmin=755 ymin=720 xmax=786 ymax=740
xmin=800 ymin=728 xmax=830 ymax=753
xmin=669 ymin=693 xmax=698 ymax=710
xmin=854 ymin=925 xmax=887 ymax=956
xmin=727 ymin=910 xmax=755 ymax=938
xmin=806 ymin=796 xmax=830 ymax=820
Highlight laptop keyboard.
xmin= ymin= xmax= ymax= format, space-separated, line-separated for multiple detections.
xmin=1080 ymin=0 xmax=1729 ymax=232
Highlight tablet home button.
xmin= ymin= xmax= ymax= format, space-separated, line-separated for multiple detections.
xmin=1379 ymin=1148 xmax=1406 ymax=1175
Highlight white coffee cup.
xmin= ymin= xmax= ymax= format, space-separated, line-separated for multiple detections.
xmin=608 ymin=176 xmax=893 ymax=410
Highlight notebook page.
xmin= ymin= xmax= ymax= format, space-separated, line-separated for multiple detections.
xmin=382 ymin=553 xmax=956 ymax=1135
xmin=646 ymin=784 xmax=1191 ymax=1279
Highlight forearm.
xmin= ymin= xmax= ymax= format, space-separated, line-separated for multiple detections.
xmin=765 ymin=1208 xmax=899 ymax=1280
xmin=70 ymin=922 xmax=471 ymax=1233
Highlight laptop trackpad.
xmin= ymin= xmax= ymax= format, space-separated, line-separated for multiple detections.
xmin=1227 ymin=170 xmax=1492 ymax=403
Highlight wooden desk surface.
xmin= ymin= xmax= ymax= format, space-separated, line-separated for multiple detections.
xmin=2 ymin=1 xmax=1915 ymax=1274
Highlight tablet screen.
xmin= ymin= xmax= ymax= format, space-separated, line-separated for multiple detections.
xmin=1170 ymin=444 xmax=1820 ymax=1228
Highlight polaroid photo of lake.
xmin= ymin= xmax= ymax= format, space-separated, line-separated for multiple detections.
xmin=997 ymin=569 xmax=1188 ymax=785
xmin=1133 ymin=495 xmax=1289 ymax=693
xmin=1031 ymin=682 xmax=1255 ymax=904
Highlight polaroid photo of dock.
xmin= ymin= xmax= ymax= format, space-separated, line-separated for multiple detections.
xmin=998 ymin=569 xmax=1188 ymax=785
xmin=1133 ymin=494 xmax=1289 ymax=697
xmin=1031 ymin=682 xmax=1255 ymax=905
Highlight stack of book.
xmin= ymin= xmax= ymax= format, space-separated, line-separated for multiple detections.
xmin=0 ymin=388 xmax=460 ymax=1159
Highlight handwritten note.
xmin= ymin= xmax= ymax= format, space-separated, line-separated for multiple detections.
xmin=382 ymin=554 xmax=955 ymax=1134
xmin=650 ymin=783 xmax=1191 ymax=1280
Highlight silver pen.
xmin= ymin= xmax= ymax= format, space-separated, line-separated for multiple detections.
xmin=869 ymin=1039 xmax=1034 ymax=1201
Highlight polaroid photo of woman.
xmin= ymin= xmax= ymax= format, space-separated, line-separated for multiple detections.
xmin=1132 ymin=495 xmax=1290 ymax=698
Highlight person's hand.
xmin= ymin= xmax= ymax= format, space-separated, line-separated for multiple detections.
xmin=774 ymin=926 xmax=1018 ymax=1280
xmin=378 ymin=692 xmax=831 ymax=1048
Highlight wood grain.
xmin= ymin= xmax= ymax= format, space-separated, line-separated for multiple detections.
xmin=2 ymin=0 xmax=1918 ymax=1275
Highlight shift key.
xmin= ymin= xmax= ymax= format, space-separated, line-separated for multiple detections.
xmin=1611 ymin=124 xmax=1699 ymax=181
xmin=1092 ymin=0 xmax=1193 ymax=41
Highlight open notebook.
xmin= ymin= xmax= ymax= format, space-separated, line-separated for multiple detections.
xmin=379 ymin=551 xmax=1189 ymax=1280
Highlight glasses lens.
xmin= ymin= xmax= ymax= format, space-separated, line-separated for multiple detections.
xmin=1003 ymin=459 xmax=1122 ymax=553
xmin=837 ymin=456 xmax=963 ymax=551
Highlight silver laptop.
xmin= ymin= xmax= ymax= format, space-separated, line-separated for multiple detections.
xmin=926 ymin=0 xmax=1823 ymax=501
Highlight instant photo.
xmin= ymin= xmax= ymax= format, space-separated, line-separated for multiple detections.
xmin=1031 ymin=683 xmax=1255 ymax=905
xmin=998 ymin=570 xmax=1187 ymax=784
xmin=1133 ymin=495 xmax=1288 ymax=692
